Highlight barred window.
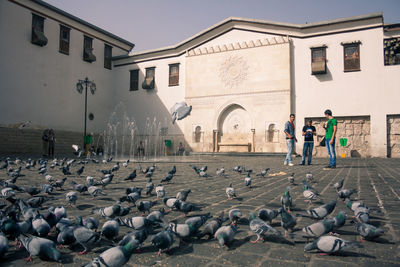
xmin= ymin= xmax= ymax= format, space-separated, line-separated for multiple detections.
xmin=130 ymin=69 xmax=139 ymax=91
xmin=59 ymin=25 xmax=70 ymax=55
xmin=31 ymin=14 xmax=47 ymax=47
xmin=311 ymin=47 xmax=326 ymax=75
xmin=104 ymin=44 xmax=112 ymax=70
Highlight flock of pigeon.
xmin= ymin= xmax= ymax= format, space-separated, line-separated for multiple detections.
xmin=0 ymin=151 xmax=386 ymax=266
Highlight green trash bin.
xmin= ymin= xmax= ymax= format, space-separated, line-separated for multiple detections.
xmin=84 ymin=135 xmax=93 ymax=155
xmin=164 ymin=140 xmax=172 ymax=156
xmin=340 ymin=138 xmax=348 ymax=158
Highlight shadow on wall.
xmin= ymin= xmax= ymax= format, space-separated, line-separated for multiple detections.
xmin=314 ymin=66 xmax=333 ymax=82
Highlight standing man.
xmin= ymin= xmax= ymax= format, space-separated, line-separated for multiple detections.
xmin=284 ymin=114 xmax=297 ymax=166
xmin=324 ymin=109 xmax=337 ymax=169
xmin=301 ymin=120 xmax=316 ymax=165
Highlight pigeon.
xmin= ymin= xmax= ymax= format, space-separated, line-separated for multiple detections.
xmin=18 ymin=234 xmax=62 ymax=262
xmin=163 ymin=197 xmax=178 ymax=212
xmin=66 ymin=191 xmax=78 ymax=205
xmin=119 ymin=216 xmax=151 ymax=230
xmin=228 ymin=209 xmax=242 ymax=225
xmin=22 ymin=186 xmax=41 ymax=196
xmin=353 ymin=207 xmax=370 ymax=223
xmin=0 ymin=234 xmax=9 ymax=257
xmin=145 ymin=178 xmax=154 ymax=196
xmin=344 ymin=198 xmax=368 ymax=212
xmin=101 ymin=220 xmax=120 ymax=241
xmin=214 ymin=224 xmax=238 ymax=248
xmin=198 ymin=170 xmax=209 ymax=177
xmin=27 ymin=196 xmax=52 ymax=208
xmin=120 ymin=192 xmax=140 ymax=205
xmin=145 ymin=171 xmax=153 ymax=178
xmin=111 ymin=162 xmax=120 ymax=172
xmin=306 ymin=172 xmax=313 ymax=183
xmin=147 ymin=209 xmax=167 ymax=224
xmin=302 ymin=219 xmax=335 ymax=239
xmin=94 ymin=204 xmax=121 ymax=219
xmin=70 ymin=181 xmax=88 ymax=193
xmin=95 ymin=174 xmax=114 ymax=188
xmin=176 ymin=189 xmax=191 ymax=201
xmin=248 ymin=212 xmax=281 ymax=243
xmin=338 ymin=189 xmax=357 ymax=200
xmin=245 ymin=174 xmax=252 ymax=188
xmin=279 ymin=207 xmax=297 ymax=237
xmin=32 ymin=214 xmax=51 ymax=237
xmin=151 ymin=229 xmax=174 ymax=256
xmin=51 ymin=177 xmax=67 ymax=190
xmin=1 ymin=187 xmax=16 ymax=198
xmin=86 ymin=176 xmax=94 ymax=186
xmin=73 ymin=225 xmax=101 ymax=254
xmin=185 ymin=214 xmax=210 ymax=233
xmin=137 ymin=201 xmax=156 ymax=215
xmin=82 ymin=217 xmax=99 ymax=231
xmin=118 ymin=229 xmax=148 ymax=247
xmin=226 ymin=183 xmax=236 ymax=200
xmin=333 ymin=178 xmax=345 ymax=191
xmin=303 ymin=188 xmax=321 ymax=205
xmin=122 ymin=159 xmax=130 ymax=168
xmin=57 ymin=226 xmax=76 ymax=248
xmin=354 ymin=222 xmax=384 ymax=241
xmin=170 ymin=102 xmax=192 ymax=124
xmin=56 ymin=218 xmax=74 ymax=232
xmin=301 ymin=200 xmax=337 ymax=220
xmin=258 ymin=209 xmax=279 ymax=224
xmin=72 ymin=144 xmax=82 ymax=157
xmin=197 ymin=212 xmax=225 ymax=239
xmin=76 ymin=166 xmax=85 ymax=176
xmin=18 ymin=199 xmax=38 ymax=220
xmin=281 ymin=186 xmax=292 ymax=212
xmin=124 ymin=170 xmax=137 ymax=181
xmin=155 ymin=184 xmax=165 ymax=199
xmin=304 ymin=235 xmax=362 ymax=254
xmin=332 ymin=211 xmax=347 ymax=229
xmin=168 ymin=165 xmax=176 ymax=175
xmin=168 ymin=222 xmax=196 ymax=242
xmin=40 ymin=184 xmax=54 ymax=194
xmin=216 ymin=167 xmax=226 ymax=177
xmin=61 ymin=166 xmax=71 ymax=175
xmin=88 ymin=186 xmax=107 ymax=198
xmin=288 ymin=173 xmax=295 ymax=184
xmin=161 ymin=173 xmax=174 ymax=183
xmin=126 ymin=186 xmax=142 ymax=195
xmin=256 ymin=168 xmax=270 ymax=177
xmin=84 ymin=242 xmax=138 ymax=267
xmin=174 ymin=200 xmax=195 ymax=217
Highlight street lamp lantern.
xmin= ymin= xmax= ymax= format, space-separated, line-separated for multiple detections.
xmin=75 ymin=77 xmax=96 ymax=153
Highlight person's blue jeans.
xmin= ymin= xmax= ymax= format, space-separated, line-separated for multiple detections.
xmin=301 ymin=142 xmax=314 ymax=165
xmin=326 ymin=138 xmax=336 ymax=166
xmin=285 ymin=139 xmax=294 ymax=163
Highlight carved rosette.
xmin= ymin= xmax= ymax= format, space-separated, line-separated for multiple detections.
xmin=219 ymin=56 xmax=249 ymax=88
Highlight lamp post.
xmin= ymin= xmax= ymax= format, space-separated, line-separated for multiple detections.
xmin=76 ymin=77 xmax=96 ymax=151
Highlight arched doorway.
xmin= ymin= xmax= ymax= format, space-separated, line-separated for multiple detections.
xmin=216 ymin=104 xmax=252 ymax=152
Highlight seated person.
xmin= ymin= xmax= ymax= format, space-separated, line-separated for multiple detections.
xmin=177 ymin=142 xmax=185 ymax=156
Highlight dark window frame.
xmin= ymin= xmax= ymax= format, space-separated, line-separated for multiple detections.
xmin=130 ymin=69 xmax=139 ymax=91
xmin=31 ymin=13 xmax=47 ymax=46
xmin=104 ymin=44 xmax=112 ymax=70
xmin=342 ymin=42 xmax=361 ymax=72
xmin=83 ymin=35 xmax=96 ymax=63
xmin=59 ymin=25 xmax=70 ymax=55
xmin=168 ymin=63 xmax=180 ymax=86
xmin=384 ymin=37 xmax=400 ymax=66
xmin=310 ymin=46 xmax=327 ymax=75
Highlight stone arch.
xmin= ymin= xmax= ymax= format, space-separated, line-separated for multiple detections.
xmin=213 ymin=100 xmax=254 ymax=130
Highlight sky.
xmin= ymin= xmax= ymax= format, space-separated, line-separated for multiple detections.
xmin=44 ymin=0 xmax=400 ymax=52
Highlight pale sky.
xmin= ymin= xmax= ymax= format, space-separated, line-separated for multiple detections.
xmin=44 ymin=0 xmax=400 ymax=52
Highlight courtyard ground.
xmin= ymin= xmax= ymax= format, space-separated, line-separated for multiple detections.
xmin=1 ymin=154 xmax=399 ymax=267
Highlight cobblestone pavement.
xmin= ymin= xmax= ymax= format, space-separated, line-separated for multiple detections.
xmin=1 ymin=155 xmax=400 ymax=267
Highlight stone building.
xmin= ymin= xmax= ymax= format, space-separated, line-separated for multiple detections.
xmin=1 ymin=0 xmax=399 ymax=157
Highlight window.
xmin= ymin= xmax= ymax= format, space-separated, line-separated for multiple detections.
xmin=142 ymin=67 xmax=155 ymax=89
xmin=384 ymin=37 xmax=400 ymax=66
xmin=194 ymin=126 xmax=202 ymax=143
xmin=104 ymin=44 xmax=112 ymax=69
xmin=83 ymin=35 xmax=96 ymax=62
xmin=311 ymin=47 xmax=326 ymax=74
xmin=343 ymin=42 xmax=360 ymax=72
xmin=129 ymin=69 xmax=139 ymax=91
xmin=169 ymin=63 xmax=180 ymax=86
xmin=31 ymin=14 xmax=47 ymax=46
xmin=59 ymin=25 xmax=70 ymax=55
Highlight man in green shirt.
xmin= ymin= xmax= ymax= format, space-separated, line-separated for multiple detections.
xmin=324 ymin=109 xmax=337 ymax=169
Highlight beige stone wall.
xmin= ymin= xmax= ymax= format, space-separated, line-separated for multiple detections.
xmin=306 ymin=116 xmax=371 ymax=158
xmin=387 ymin=115 xmax=400 ymax=158
xmin=184 ymin=39 xmax=291 ymax=152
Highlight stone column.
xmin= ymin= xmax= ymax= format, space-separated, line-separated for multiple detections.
xmin=251 ymin=129 xmax=255 ymax=152
xmin=213 ymin=130 xmax=219 ymax=152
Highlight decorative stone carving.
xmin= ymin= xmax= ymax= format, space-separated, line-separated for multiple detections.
xmin=219 ymin=56 xmax=249 ymax=88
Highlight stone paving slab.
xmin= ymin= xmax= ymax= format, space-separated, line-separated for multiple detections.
xmin=0 ymin=155 xmax=400 ymax=266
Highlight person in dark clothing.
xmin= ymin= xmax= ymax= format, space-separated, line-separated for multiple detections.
xmin=301 ymin=120 xmax=316 ymax=165
xmin=48 ymin=129 xmax=56 ymax=158
xmin=42 ymin=129 xmax=49 ymax=157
